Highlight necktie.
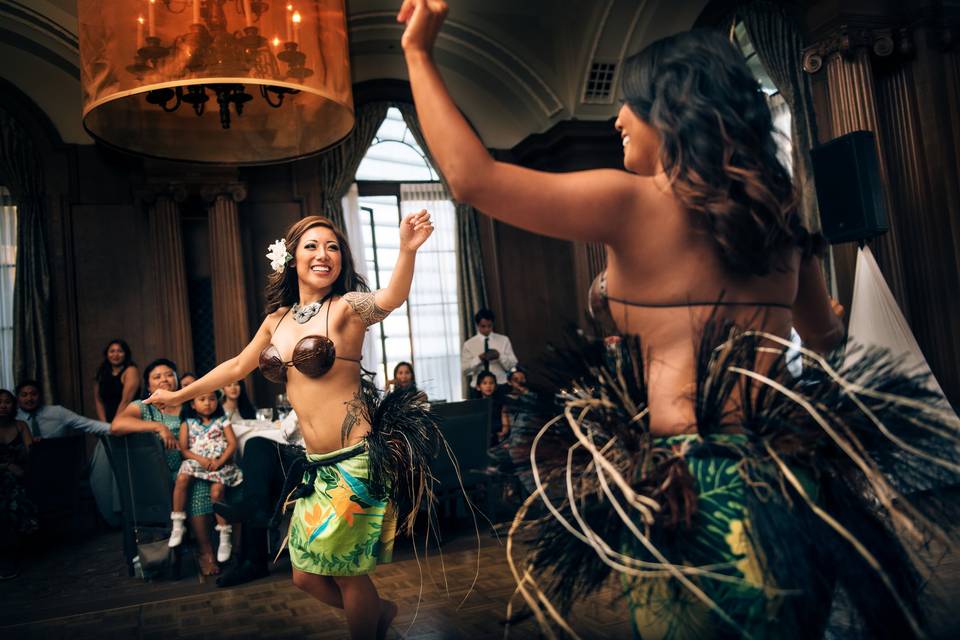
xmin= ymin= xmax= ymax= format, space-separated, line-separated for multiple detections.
xmin=483 ymin=337 xmax=490 ymax=372
xmin=29 ymin=412 xmax=41 ymax=438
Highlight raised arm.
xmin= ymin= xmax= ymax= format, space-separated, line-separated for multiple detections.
xmin=399 ymin=0 xmax=641 ymax=244
xmin=792 ymin=255 xmax=845 ymax=354
xmin=59 ymin=406 xmax=111 ymax=436
xmin=343 ymin=210 xmax=434 ymax=323
xmin=145 ymin=314 xmax=277 ymax=409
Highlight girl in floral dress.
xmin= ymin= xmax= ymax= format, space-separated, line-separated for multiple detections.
xmin=168 ymin=391 xmax=243 ymax=566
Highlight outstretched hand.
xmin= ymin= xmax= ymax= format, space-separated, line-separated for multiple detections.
xmin=144 ymin=388 xmax=178 ymax=410
xmin=400 ymin=209 xmax=434 ymax=252
xmin=398 ymin=0 xmax=448 ymax=53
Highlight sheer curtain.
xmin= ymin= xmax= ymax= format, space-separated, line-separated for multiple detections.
xmin=0 ymin=188 xmax=15 ymax=390
xmin=341 ymin=183 xmax=383 ymax=380
xmin=400 ymin=183 xmax=460 ymax=402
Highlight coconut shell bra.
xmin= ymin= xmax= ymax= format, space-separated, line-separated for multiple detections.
xmin=258 ymin=292 xmax=389 ymax=384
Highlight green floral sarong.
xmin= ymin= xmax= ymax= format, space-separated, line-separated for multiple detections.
xmin=624 ymin=434 xmax=818 ymax=640
xmin=287 ymin=442 xmax=397 ymax=576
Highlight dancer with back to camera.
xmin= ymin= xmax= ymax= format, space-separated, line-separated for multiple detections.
xmin=399 ymin=1 xmax=959 ymax=637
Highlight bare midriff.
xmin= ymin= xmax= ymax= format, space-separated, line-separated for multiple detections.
xmin=269 ymin=300 xmax=371 ymax=454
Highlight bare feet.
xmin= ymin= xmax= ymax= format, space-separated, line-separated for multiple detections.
xmin=198 ymin=553 xmax=221 ymax=576
xmin=377 ymin=599 xmax=398 ymax=640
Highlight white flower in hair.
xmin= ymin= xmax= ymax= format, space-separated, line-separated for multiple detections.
xmin=266 ymin=239 xmax=292 ymax=273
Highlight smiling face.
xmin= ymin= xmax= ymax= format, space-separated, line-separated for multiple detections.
xmin=295 ymin=225 xmax=342 ymax=299
xmin=16 ymin=385 xmax=40 ymax=413
xmin=106 ymin=342 xmax=126 ymax=366
xmin=615 ymin=103 xmax=661 ymax=176
xmin=147 ymin=365 xmax=177 ymax=394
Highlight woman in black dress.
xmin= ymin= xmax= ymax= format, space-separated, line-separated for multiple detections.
xmin=94 ymin=339 xmax=139 ymax=422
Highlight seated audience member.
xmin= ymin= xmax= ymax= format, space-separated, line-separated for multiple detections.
xmin=387 ymin=362 xmax=424 ymax=398
xmin=474 ymin=371 xmax=504 ymax=445
xmin=111 ymin=359 xmax=219 ymax=575
xmin=169 ymin=391 xmax=242 ymax=569
xmin=0 ymin=389 xmax=37 ymax=580
xmin=220 ymin=380 xmax=256 ymax=423
xmin=179 ymin=372 xmax=198 ymax=388
xmin=502 ymin=367 xmax=539 ymax=497
xmin=16 ymin=380 xmax=110 ymax=439
xmin=94 ymin=339 xmax=140 ymax=423
xmin=214 ymin=409 xmax=304 ymax=587
xmin=461 ymin=308 xmax=518 ymax=392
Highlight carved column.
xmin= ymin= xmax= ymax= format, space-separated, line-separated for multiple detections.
xmin=144 ymin=184 xmax=194 ymax=372
xmin=804 ymin=25 xmax=909 ymax=318
xmin=202 ymin=183 xmax=251 ymax=368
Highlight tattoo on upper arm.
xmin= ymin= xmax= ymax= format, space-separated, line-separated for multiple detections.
xmin=342 ymin=291 xmax=390 ymax=327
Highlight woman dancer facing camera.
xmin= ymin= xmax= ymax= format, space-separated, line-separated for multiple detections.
xmin=147 ymin=212 xmax=436 ymax=639
xmin=400 ymin=2 xmax=958 ymax=638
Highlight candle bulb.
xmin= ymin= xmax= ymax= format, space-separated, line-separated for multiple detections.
xmin=193 ymin=0 xmax=200 ymax=24
xmin=243 ymin=0 xmax=252 ymax=27
xmin=148 ymin=0 xmax=156 ymax=37
xmin=292 ymin=11 xmax=301 ymax=45
xmin=285 ymin=4 xmax=293 ymax=42
xmin=137 ymin=16 xmax=144 ymax=49
xmin=272 ymin=35 xmax=281 ymax=48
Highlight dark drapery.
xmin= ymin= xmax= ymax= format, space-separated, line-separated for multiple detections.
xmin=394 ymin=103 xmax=489 ymax=342
xmin=739 ymin=0 xmax=821 ymax=231
xmin=0 ymin=106 xmax=53 ymax=400
xmin=317 ymin=102 xmax=389 ymax=233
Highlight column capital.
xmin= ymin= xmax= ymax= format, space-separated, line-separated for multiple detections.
xmin=200 ymin=182 xmax=248 ymax=204
xmin=135 ymin=182 xmax=189 ymax=205
xmin=803 ymin=24 xmax=900 ymax=74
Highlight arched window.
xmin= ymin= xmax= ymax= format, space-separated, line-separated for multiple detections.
xmin=733 ymin=20 xmax=793 ymax=174
xmin=346 ymin=108 xmax=461 ymax=401
xmin=0 ymin=187 xmax=16 ymax=390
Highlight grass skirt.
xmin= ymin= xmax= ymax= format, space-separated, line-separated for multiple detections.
xmin=511 ymin=322 xmax=960 ymax=639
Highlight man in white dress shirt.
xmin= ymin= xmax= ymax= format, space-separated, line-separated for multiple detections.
xmin=461 ymin=308 xmax=518 ymax=389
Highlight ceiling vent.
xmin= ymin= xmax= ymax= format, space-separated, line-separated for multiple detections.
xmin=582 ymin=60 xmax=617 ymax=104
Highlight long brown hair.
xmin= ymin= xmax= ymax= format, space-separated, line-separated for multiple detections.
xmin=264 ymin=216 xmax=369 ymax=313
xmin=622 ymin=29 xmax=821 ymax=276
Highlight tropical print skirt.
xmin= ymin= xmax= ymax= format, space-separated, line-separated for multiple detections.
xmin=287 ymin=443 xmax=397 ymax=576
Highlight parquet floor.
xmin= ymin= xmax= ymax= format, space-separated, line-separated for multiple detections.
xmin=3 ymin=518 xmax=959 ymax=639
xmin=0 ymin=527 xmax=631 ymax=639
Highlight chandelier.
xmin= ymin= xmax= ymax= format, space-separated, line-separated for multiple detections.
xmin=78 ymin=0 xmax=354 ymax=164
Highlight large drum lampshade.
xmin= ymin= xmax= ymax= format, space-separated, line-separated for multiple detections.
xmin=78 ymin=0 xmax=354 ymax=164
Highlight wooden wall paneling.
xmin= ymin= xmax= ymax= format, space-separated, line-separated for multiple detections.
xmin=70 ymin=204 xmax=155 ymax=418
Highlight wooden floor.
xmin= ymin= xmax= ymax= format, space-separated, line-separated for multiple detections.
xmin=0 ymin=526 xmax=631 ymax=639
xmin=3 ymin=518 xmax=959 ymax=639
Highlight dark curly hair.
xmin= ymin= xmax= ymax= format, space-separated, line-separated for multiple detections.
xmin=264 ymin=216 xmax=369 ymax=314
xmin=622 ymin=29 xmax=821 ymax=276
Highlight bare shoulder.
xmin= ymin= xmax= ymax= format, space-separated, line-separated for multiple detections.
xmin=122 ymin=365 xmax=139 ymax=380
xmin=262 ymin=307 xmax=290 ymax=333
